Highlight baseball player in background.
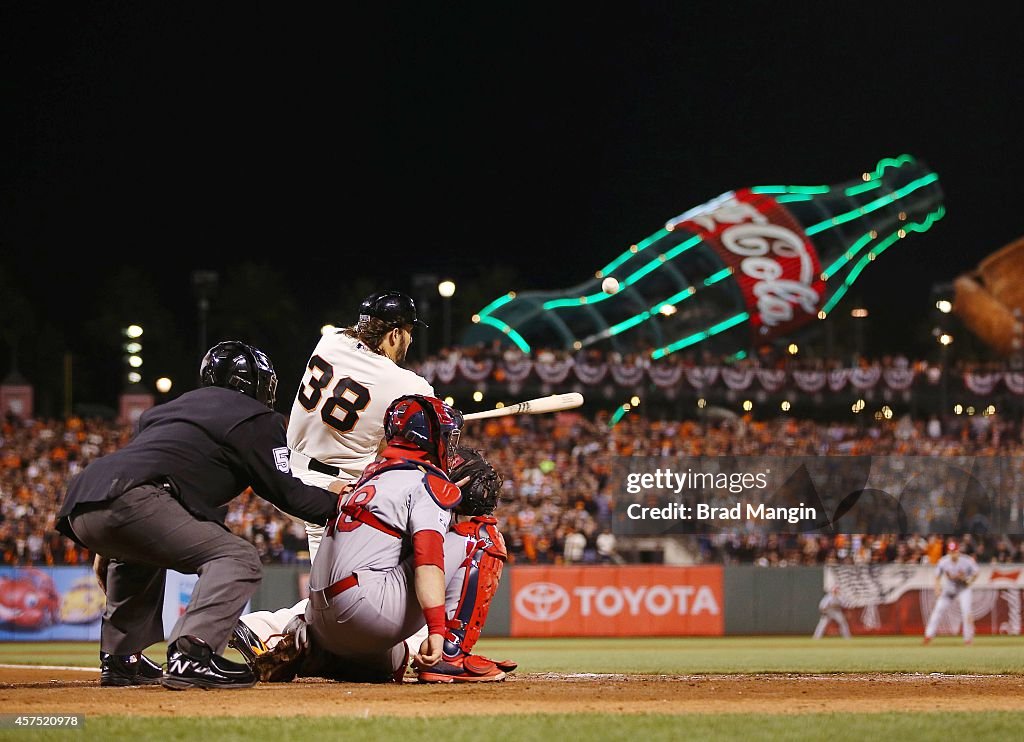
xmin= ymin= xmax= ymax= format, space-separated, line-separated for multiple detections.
xmin=232 ymin=291 xmax=436 ymax=656
xmin=923 ymin=539 xmax=979 ymax=645
xmin=812 ymin=585 xmax=851 ymax=640
xmin=240 ymin=398 xmax=515 ymax=683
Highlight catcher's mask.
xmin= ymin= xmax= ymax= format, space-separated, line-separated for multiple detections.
xmin=449 ymin=447 xmax=503 ymax=517
xmin=383 ymin=394 xmax=463 ymax=473
xmin=199 ymin=340 xmax=278 ymax=408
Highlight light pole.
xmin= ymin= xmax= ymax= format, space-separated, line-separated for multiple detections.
xmin=191 ymin=270 xmax=219 ymax=360
xmin=124 ymin=324 xmax=144 ymax=389
xmin=850 ymin=307 xmax=868 ymax=361
xmin=438 ymin=279 xmax=456 ymax=351
xmin=939 ymin=333 xmax=953 ymax=417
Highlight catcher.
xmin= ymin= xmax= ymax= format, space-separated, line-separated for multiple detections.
xmin=237 ymin=395 xmax=515 ymax=683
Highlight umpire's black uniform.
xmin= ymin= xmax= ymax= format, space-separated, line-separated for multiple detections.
xmin=57 ymin=385 xmax=336 ymax=657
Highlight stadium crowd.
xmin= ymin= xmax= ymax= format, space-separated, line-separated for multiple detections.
xmin=414 ymin=341 xmax=1020 ymax=376
xmin=3 ymin=406 xmax=1023 ymax=569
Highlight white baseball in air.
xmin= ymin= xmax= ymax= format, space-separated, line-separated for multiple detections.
xmin=601 ymin=276 xmax=620 ymax=294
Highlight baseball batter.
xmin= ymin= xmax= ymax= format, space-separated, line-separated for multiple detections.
xmin=923 ymin=540 xmax=979 ymax=644
xmin=812 ymin=585 xmax=851 ymax=639
xmin=242 ymin=399 xmax=514 ymax=683
xmin=287 ymin=290 xmax=434 ymax=560
xmin=235 ymin=291 xmax=435 ymax=654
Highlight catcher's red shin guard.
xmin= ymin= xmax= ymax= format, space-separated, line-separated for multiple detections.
xmin=436 ymin=516 xmax=517 ymax=673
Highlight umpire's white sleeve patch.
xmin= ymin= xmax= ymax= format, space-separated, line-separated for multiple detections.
xmin=274 ymin=447 xmax=291 ymax=472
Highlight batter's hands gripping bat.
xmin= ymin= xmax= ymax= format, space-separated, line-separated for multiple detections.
xmin=462 ymin=393 xmax=584 ymax=421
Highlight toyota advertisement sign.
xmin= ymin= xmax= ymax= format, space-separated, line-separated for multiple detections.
xmin=510 ymin=566 xmax=724 ymax=637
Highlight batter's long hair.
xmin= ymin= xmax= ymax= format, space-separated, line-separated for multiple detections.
xmin=342 ymin=317 xmax=394 ymax=356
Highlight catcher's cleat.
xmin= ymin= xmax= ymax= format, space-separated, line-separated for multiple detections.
xmin=478 ymin=655 xmax=517 ymax=673
xmin=161 ymin=635 xmax=257 ymax=690
xmin=228 ymin=620 xmax=269 ymax=666
xmin=922 ymin=637 xmax=932 ymax=645
xmin=416 ymin=653 xmax=507 ymax=683
xmin=99 ymin=651 xmax=163 ymax=687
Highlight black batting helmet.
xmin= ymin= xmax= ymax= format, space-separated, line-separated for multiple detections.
xmin=199 ymin=340 xmax=279 ymax=408
xmin=359 ymin=291 xmax=428 ymax=330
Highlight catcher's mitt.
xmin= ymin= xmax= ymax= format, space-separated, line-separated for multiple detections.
xmin=252 ymin=631 xmax=306 ymax=683
xmin=450 ymin=447 xmax=503 ymax=517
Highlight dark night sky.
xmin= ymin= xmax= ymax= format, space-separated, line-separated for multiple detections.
xmin=2 ymin=3 xmax=1023 ymax=409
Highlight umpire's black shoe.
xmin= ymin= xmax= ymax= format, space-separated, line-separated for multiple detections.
xmin=227 ymin=620 xmax=269 ymax=667
xmin=99 ymin=651 xmax=163 ymax=687
xmin=160 ymin=635 xmax=257 ymax=690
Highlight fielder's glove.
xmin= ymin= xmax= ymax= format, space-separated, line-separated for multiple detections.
xmin=252 ymin=617 xmax=310 ymax=683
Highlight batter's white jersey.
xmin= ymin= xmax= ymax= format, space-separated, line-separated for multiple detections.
xmin=936 ymin=554 xmax=979 ymax=596
xmin=287 ymin=332 xmax=434 ymax=482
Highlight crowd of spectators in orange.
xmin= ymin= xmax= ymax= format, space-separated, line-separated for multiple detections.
xmin=3 ymin=407 xmax=1023 ymax=568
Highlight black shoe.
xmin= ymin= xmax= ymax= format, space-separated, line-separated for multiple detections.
xmin=160 ymin=635 xmax=257 ymax=690
xmin=100 ymin=651 xmax=163 ymax=687
xmin=227 ymin=620 xmax=269 ymax=667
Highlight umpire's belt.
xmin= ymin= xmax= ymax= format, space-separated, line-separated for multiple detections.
xmin=290 ymin=449 xmax=341 ymax=478
xmin=310 ymin=574 xmax=358 ymax=609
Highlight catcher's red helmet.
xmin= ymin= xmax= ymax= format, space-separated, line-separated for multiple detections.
xmin=383 ymin=395 xmax=463 ymax=473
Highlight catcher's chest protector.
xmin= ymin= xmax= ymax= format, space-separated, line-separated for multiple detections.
xmin=443 ymin=516 xmax=507 ymax=658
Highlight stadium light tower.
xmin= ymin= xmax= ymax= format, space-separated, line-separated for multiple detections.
xmin=438 ymin=279 xmax=456 ymax=350
xmin=124 ymin=325 xmax=144 ymax=387
xmin=851 ymin=307 xmax=868 ymax=360
xmin=191 ymin=270 xmax=219 ymax=360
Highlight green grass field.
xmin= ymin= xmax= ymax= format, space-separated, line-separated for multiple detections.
xmin=3 ymin=713 xmax=1024 ymax=742
xmin=2 ymin=637 xmax=1022 ymax=741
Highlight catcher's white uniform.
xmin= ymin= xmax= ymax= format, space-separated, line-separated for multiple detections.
xmin=304 ymin=464 xmax=460 ymax=678
xmin=924 ymin=552 xmax=979 ymax=643
xmin=240 ymin=331 xmax=433 ymax=648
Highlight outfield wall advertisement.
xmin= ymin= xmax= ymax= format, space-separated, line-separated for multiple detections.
xmin=0 ymin=567 xmax=247 ymax=642
xmin=6 ymin=563 xmax=1022 ymax=642
xmin=824 ymin=563 xmax=1024 ymax=637
xmin=509 ymin=566 xmax=724 ymax=637
xmin=0 ymin=567 xmax=101 ymax=641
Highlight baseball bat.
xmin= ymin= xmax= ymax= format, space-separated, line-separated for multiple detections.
xmin=462 ymin=392 xmax=584 ymax=421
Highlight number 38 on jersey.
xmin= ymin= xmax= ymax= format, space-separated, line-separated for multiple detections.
xmin=296 ymin=354 xmax=372 ymax=433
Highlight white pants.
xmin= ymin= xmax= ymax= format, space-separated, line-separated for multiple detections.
xmin=285 ymin=458 xmax=341 ymax=564
xmin=240 ymin=601 xmax=429 ymax=656
xmin=925 ymin=588 xmax=974 ymax=641
xmin=813 ymin=608 xmax=851 ymax=639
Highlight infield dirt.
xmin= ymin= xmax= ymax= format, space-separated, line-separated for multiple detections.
xmin=2 ymin=667 xmax=1023 ymax=717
